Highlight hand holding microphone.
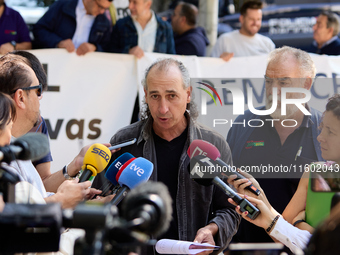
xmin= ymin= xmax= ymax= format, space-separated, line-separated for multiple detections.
xmin=227 ymin=194 xmax=279 ymax=232
xmin=55 ymin=178 xmax=93 ymax=209
xmin=51 ymin=144 xmax=112 ymax=207
xmin=65 ymin=142 xmax=115 ymax=179
xmin=79 ymin=144 xmax=112 ymax=182
xmin=190 ymin=155 xmax=260 ymax=220
xmin=188 ymin=140 xmax=261 ymax=196
xmin=227 ymin=170 xmax=272 ymax=208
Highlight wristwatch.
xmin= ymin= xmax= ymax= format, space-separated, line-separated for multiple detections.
xmin=10 ymin=41 xmax=16 ymax=50
xmin=63 ymin=164 xmax=76 ymax=180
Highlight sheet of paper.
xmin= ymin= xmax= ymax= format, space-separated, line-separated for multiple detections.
xmin=155 ymin=239 xmax=219 ymax=254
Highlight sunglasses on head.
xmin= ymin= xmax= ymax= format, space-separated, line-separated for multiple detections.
xmin=12 ymin=84 xmax=43 ymax=97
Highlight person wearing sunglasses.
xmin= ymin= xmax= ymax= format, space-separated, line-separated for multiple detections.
xmin=0 ymin=54 xmax=108 ymax=209
xmin=12 ymin=83 xmax=42 ymax=98
xmin=8 ymin=51 xmax=57 ymax=193
xmin=33 ymin=0 xmax=113 ymax=55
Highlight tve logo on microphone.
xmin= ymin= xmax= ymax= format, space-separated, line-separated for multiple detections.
xmin=91 ymin=147 xmax=110 ymax=162
xmin=118 ymin=157 xmax=154 ymax=190
xmin=129 ymin=162 xmax=145 ymax=176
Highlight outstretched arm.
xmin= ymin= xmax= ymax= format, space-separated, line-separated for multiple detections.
xmin=228 ymin=194 xmax=311 ymax=253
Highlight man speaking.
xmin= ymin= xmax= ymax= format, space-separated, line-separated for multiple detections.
xmin=93 ymin=58 xmax=240 ymax=254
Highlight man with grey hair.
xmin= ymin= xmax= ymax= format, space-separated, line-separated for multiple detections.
xmin=227 ymin=46 xmax=323 ymax=243
xmin=93 ymin=58 xmax=240 ymax=255
xmin=309 ymin=11 xmax=340 ymax=55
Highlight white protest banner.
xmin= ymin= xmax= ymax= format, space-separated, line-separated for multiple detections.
xmin=31 ymin=49 xmax=137 ymax=171
xmin=17 ymin=50 xmax=340 ymax=171
xmin=192 ymin=54 xmax=340 ymax=138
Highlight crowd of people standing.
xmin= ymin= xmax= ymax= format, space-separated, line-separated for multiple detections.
xmin=1 ymin=0 xmax=340 ymax=255
xmin=2 ymin=0 xmax=340 ymax=58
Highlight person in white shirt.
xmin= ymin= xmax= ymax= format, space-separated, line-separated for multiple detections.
xmin=129 ymin=0 xmax=158 ymax=58
xmin=211 ymin=0 xmax=275 ymax=61
xmin=33 ymin=0 xmax=113 ymax=55
xmin=108 ymin=0 xmax=175 ymax=57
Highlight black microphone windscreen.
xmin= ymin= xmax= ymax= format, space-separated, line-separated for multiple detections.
xmin=13 ymin=133 xmax=49 ymax=161
xmin=121 ymin=181 xmax=172 ymax=237
xmin=0 ymin=167 xmax=20 ymax=184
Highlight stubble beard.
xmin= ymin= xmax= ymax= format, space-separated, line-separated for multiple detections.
xmin=266 ymin=94 xmax=299 ymax=120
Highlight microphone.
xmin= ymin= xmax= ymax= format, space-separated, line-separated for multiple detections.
xmin=106 ymin=157 xmax=137 ymax=202
xmin=97 ymin=156 xmax=136 ymax=198
xmin=121 ymin=181 xmax=172 ymax=237
xmin=110 ymin=157 xmax=153 ymax=205
xmin=190 ymin=155 xmax=260 ymax=220
xmin=0 ymin=166 xmax=21 ymax=202
xmin=115 ymin=157 xmax=136 ymax=183
xmin=79 ymin=144 xmax=111 ymax=183
xmin=100 ymin=153 xmax=134 ymax=196
xmin=187 ymin=140 xmax=260 ymax=196
xmin=0 ymin=167 xmax=20 ymax=184
xmin=0 ymin=133 xmax=49 ymax=163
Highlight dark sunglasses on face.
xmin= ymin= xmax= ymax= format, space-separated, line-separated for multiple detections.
xmin=12 ymin=84 xmax=43 ymax=97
